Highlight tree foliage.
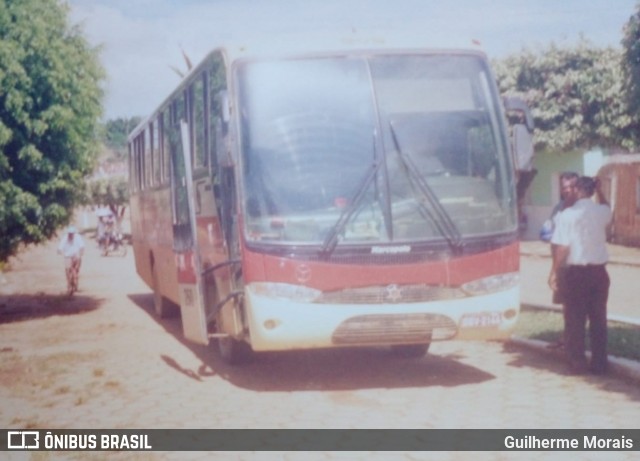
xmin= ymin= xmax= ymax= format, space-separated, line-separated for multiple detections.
xmin=103 ymin=116 xmax=141 ymax=157
xmin=0 ymin=0 xmax=104 ymax=262
xmin=494 ymin=40 xmax=636 ymax=152
xmin=622 ymin=2 xmax=640 ymax=128
xmin=86 ymin=176 xmax=129 ymax=221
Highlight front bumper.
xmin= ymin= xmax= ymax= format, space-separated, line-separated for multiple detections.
xmin=244 ymin=285 xmax=519 ymax=351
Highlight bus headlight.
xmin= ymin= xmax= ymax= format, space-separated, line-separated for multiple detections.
xmin=461 ymin=272 xmax=519 ymax=296
xmin=249 ymin=282 xmax=322 ymax=303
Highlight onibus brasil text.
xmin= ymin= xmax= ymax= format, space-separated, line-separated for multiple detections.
xmin=39 ymin=432 xmax=151 ymax=450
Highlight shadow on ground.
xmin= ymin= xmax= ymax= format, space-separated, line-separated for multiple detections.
xmin=503 ymin=341 xmax=640 ymax=403
xmin=128 ymin=292 xmax=497 ymax=392
xmin=0 ymin=293 xmax=103 ymax=324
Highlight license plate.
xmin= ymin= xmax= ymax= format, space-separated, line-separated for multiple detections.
xmin=460 ymin=312 xmax=502 ymax=328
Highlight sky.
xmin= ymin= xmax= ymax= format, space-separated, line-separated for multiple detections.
xmin=67 ymin=0 xmax=639 ymax=120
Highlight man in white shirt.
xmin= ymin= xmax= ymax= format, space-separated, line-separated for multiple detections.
xmin=540 ymin=171 xmax=579 ymax=243
xmin=548 ymin=176 xmax=612 ymax=375
xmin=542 ymin=172 xmax=578 ymax=351
xmin=57 ymin=226 xmax=85 ymax=283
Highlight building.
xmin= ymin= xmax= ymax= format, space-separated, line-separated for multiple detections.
xmin=521 ymin=148 xmax=640 ymax=248
xmin=519 ymin=148 xmax=588 ymax=241
xmin=597 ymin=154 xmax=640 ymax=247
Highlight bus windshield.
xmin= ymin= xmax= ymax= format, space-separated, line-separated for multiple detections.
xmin=238 ymin=53 xmax=516 ymax=248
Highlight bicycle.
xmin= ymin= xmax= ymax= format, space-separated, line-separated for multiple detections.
xmin=65 ymin=257 xmax=81 ymax=296
xmin=100 ymin=231 xmax=127 ymax=257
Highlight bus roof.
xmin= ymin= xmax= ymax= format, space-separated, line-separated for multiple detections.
xmin=220 ymin=30 xmax=487 ymax=60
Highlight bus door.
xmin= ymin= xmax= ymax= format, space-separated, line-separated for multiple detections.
xmin=170 ymin=120 xmax=208 ymax=345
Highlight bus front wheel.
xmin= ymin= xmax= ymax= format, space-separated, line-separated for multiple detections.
xmin=217 ymin=336 xmax=253 ymax=365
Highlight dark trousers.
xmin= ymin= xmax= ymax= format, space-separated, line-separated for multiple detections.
xmin=554 ymin=267 xmax=568 ymax=344
xmin=563 ymin=265 xmax=610 ymax=372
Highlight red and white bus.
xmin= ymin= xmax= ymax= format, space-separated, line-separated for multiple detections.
xmin=128 ymin=46 xmax=534 ymax=364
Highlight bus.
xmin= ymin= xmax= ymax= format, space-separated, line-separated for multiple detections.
xmin=127 ymin=46 xmax=535 ymax=364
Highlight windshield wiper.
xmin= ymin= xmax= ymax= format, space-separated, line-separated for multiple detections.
xmin=389 ymin=121 xmax=463 ymax=253
xmin=319 ymin=159 xmax=383 ymax=259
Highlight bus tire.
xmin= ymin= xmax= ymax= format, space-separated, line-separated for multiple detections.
xmin=218 ymin=336 xmax=253 ymax=365
xmin=391 ymin=343 xmax=430 ymax=358
xmin=152 ymin=263 xmax=172 ymax=318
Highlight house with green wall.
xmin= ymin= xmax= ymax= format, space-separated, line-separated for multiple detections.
xmin=521 ymin=148 xmax=603 ymax=240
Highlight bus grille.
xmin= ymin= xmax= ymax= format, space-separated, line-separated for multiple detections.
xmin=332 ymin=313 xmax=457 ymax=345
xmin=318 ymin=284 xmax=465 ymax=304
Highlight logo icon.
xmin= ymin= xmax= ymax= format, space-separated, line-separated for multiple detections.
xmin=295 ymin=264 xmax=311 ymax=283
xmin=8 ymin=431 xmax=40 ymax=450
xmin=385 ymin=284 xmax=403 ymax=303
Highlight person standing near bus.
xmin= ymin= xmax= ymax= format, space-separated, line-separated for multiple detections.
xmin=541 ymin=171 xmax=579 ymax=350
xmin=540 ymin=172 xmax=579 ymax=243
xmin=548 ymin=176 xmax=612 ymax=375
xmin=58 ymin=226 xmax=85 ymax=286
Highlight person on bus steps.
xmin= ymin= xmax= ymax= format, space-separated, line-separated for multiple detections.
xmin=541 ymin=171 xmax=579 ymax=350
xmin=548 ymin=176 xmax=612 ymax=375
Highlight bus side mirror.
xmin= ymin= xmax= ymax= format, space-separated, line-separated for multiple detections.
xmin=513 ymin=124 xmax=534 ymax=171
xmin=503 ymin=96 xmax=535 ymax=172
xmin=213 ymin=90 xmax=233 ymax=168
xmin=214 ymin=118 xmax=233 ymax=168
xmin=503 ymin=96 xmax=534 ymax=132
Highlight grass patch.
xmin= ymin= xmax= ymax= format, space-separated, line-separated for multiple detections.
xmin=515 ymin=306 xmax=640 ymax=362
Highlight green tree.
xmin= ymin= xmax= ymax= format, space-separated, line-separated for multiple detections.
xmin=103 ymin=116 xmax=141 ymax=157
xmin=494 ymin=40 xmax=635 ymax=152
xmin=0 ymin=0 xmax=104 ymax=262
xmin=622 ymin=1 xmax=640 ymax=139
xmin=86 ymin=176 xmax=129 ymax=227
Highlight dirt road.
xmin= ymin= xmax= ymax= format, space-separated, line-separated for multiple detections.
xmin=1 ymin=237 xmax=640 ymax=460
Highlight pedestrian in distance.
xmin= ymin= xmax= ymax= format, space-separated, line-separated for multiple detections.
xmin=57 ymin=226 xmax=85 ymax=295
xmin=548 ymin=176 xmax=612 ymax=375
xmin=541 ymin=171 xmax=579 ymax=350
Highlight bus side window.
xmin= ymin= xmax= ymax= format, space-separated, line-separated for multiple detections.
xmin=152 ymin=119 xmax=161 ymax=184
xmin=215 ymin=91 xmax=231 ymax=168
xmin=169 ymin=94 xmax=194 ymax=251
xmin=193 ymin=74 xmax=206 ymax=169
xmin=208 ymin=56 xmax=226 ymax=195
xmin=207 ymin=53 xmax=236 ymax=250
xmin=208 ymin=55 xmax=228 ymax=171
xmin=128 ymin=143 xmax=136 ymax=193
xmin=136 ymin=135 xmax=144 ymax=191
xmin=162 ymin=109 xmax=171 ymax=183
xmin=144 ymin=127 xmax=152 ymax=189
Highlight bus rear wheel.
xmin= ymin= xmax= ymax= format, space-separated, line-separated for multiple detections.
xmin=391 ymin=343 xmax=430 ymax=358
xmin=152 ymin=263 xmax=173 ymax=318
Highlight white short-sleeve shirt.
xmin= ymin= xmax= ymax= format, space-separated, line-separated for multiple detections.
xmin=550 ymin=198 xmax=612 ymax=265
xmin=58 ymin=234 xmax=85 ymax=258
